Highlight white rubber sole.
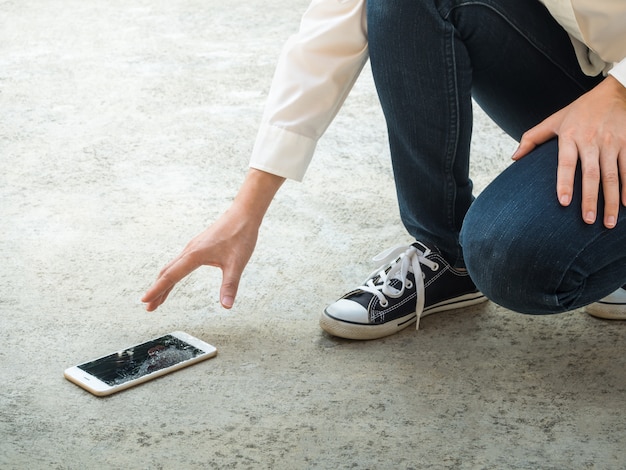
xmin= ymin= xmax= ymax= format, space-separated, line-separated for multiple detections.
xmin=586 ymin=302 xmax=626 ymax=320
xmin=320 ymin=292 xmax=487 ymax=340
xmin=585 ymin=288 xmax=626 ymax=320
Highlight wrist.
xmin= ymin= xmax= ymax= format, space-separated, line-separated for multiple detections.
xmin=608 ymin=59 xmax=626 ymax=91
xmin=605 ymin=75 xmax=626 ymax=101
xmin=232 ymin=169 xmax=285 ymax=225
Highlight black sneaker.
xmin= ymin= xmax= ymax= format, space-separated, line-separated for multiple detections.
xmin=320 ymin=242 xmax=487 ymax=340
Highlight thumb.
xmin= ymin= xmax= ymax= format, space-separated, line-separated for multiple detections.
xmin=512 ymin=114 xmax=559 ymax=161
xmin=219 ymin=268 xmax=242 ymax=309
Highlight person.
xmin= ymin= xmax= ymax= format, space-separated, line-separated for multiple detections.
xmin=141 ymin=0 xmax=626 ymax=340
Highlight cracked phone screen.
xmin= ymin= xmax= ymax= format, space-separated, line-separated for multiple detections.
xmin=77 ymin=335 xmax=203 ymax=386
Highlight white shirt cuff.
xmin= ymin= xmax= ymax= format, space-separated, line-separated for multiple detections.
xmin=608 ymin=58 xmax=626 ymax=88
xmin=250 ymin=124 xmax=317 ymax=182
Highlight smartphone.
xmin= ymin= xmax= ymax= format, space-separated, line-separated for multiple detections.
xmin=64 ymin=331 xmax=217 ymax=396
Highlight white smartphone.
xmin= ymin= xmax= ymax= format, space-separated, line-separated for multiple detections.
xmin=64 ymin=331 xmax=217 ymax=396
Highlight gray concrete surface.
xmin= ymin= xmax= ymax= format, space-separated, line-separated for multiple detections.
xmin=1 ymin=1 xmax=625 ymax=469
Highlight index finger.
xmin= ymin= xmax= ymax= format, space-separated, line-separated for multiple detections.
xmin=141 ymin=255 xmax=200 ymax=305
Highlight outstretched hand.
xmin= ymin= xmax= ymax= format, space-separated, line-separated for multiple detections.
xmin=141 ymin=208 xmax=259 ymax=311
xmin=141 ymin=169 xmax=285 ymax=311
xmin=512 ymin=75 xmax=626 ymax=229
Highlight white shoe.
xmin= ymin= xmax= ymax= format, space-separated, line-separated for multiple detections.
xmin=586 ymin=286 xmax=626 ymax=320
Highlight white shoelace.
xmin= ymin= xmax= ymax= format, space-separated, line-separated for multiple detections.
xmin=359 ymin=244 xmax=439 ymax=329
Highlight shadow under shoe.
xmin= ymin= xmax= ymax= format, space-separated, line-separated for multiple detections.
xmin=321 ymin=241 xmax=487 ymax=340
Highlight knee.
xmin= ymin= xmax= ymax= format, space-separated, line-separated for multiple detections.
xmin=460 ymin=200 xmax=564 ymax=315
xmin=460 ymin=209 xmax=516 ymax=310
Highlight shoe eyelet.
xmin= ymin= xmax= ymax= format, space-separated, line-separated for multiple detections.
xmin=405 ymin=280 xmax=413 ymax=289
xmin=431 ymin=263 xmax=439 ymax=271
xmin=379 ymin=299 xmax=389 ymax=308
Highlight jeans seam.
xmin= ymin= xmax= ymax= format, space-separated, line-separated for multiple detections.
xmin=445 ymin=25 xmax=461 ymax=241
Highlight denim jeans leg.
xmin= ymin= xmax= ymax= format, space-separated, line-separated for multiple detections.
xmin=461 ymin=140 xmax=626 ymax=314
xmin=368 ymin=0 xmax=473 ymax=264
xmin=366 ymin=0 xmax=602 ymax=264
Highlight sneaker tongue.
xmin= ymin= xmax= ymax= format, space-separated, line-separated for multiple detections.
xmin=412 ymin=241 xmax=438 ymax=255
xmin=370 ymin=242 xmax=434 ymax=287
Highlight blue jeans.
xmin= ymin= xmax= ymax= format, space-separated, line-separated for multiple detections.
xmin=367 ymin=0 xmax=626 ymax=313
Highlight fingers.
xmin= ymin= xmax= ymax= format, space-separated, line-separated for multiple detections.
xmin=143 ymin=257 xmax=245 ymax=311
xmin=219 ymin=274 xmax=240 ymax=309
xmin=141 ymin=254 xmax=200 ymax=311
xmin=143 ymin=285 xmax=174 ymax=312
xmin=577 ymin=143 xmax=601 ymax=224
xmin=556 ymin=138 xmax=578 ymax=207
xmin=599 ymin=145 xmax=621 ymax=229
xmin=529 ymin=81 xmax=625 ymax=228
xmin=218 ymin=249 xmax=251 ymax=308
xmin=559 ymin=137 xmax=622 ymax=228
xmin=142 ymin=243 xmax=251 ymax=311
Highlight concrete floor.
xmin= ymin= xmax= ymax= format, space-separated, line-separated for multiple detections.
xmin=1 ymin=1 xmax=625 ymax=469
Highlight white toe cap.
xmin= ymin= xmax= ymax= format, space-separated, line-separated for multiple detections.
xmin=325 ymin=298 xmax=369 ymax=324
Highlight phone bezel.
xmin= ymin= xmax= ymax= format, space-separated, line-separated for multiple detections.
xmin=63 ymin=331 xmax=217 ymax=396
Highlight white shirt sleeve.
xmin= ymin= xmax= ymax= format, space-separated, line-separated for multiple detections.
xmin=249 ymin=0 xmax=369 ymax=181
xmin=542 ymin=1 xmax=626 ymax=79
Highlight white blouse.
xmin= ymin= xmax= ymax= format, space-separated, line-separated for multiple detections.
xmin=249 ymin=0 xmax=626 ymax=182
